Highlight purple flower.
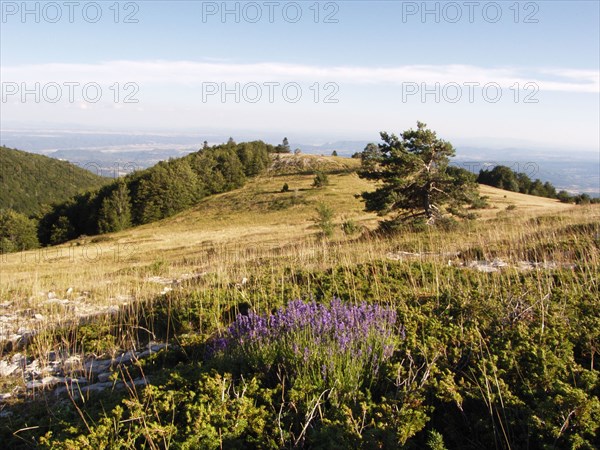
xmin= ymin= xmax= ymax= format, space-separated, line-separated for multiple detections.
xmin=212 ymin=298 xmax=402 ymax=384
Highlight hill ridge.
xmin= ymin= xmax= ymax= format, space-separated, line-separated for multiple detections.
xmin=0 ymin=146 xmax=109 ymax=216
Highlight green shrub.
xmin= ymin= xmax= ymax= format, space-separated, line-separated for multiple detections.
xmin=312 ymin=171 xmax=329 ymax=188
xmin=341 ymin=219 xmax=360 ymax=236
xmin=315 ymin=203 xmax=335 ymax=237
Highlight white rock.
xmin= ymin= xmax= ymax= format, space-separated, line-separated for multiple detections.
xmin=63 ymin=356 xmax=82 ymax=371
xmin=26 ymin=380 xmax=44 ymax=389
xmin=66 ymin=377 xmax=88 ymax=386
xmin=0 ymin=361 xmax=19 ymax=377
xmin=148 ymin=342 xmax=166 ymax=353
xmin=41 ymin=376 xmax=64 ymax=387
xmin=84 ymin=381 xmax=114 ymax=393
xmin=85 ymin=359 xmax=111 ymax=375
xmin=116 ymin=350 xmax=137 ymax=364
xmin=11 ymin=353 xmax=26 ymax=366
xmin=97 ymin=372 xmax=111 ymax=383
xmin=26 ymin=359 xmax=39 ymax=371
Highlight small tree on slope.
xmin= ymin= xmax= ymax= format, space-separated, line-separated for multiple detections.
xmin=359 ymin=121 xmax=478 ymax=228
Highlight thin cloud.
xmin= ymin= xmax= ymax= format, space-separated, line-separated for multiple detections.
xmin=1 ymin=60 xmax=598 ymax=93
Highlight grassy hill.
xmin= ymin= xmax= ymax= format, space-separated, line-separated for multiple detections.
xmin=0 ymin=154 xmax=598 ymax=448
xmin=0 ymin=146 xmax=110 ymax=217
xmin=0 ymin=154 xmax=580 ymax=313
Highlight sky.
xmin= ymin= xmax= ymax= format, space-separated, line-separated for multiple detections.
xmin=1 ymin=0 xmax=599 ymax=151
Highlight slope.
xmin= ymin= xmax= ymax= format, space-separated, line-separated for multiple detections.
xmin=0 ymin=146 xmax=110 ymax=216
xmin=0 ymin=154 xmax=584 ymax=308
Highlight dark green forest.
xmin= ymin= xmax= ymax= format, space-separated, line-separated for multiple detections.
xmin=0 ymin=146 xmax=109 ymax=216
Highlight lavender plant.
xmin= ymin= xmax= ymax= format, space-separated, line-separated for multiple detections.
xmin=212 ymin=298 xmax=401 ymax=395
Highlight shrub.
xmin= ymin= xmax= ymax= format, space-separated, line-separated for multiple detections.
xmin=315 ymin=203 xmax=335 ymax=238
xmin=212 ymin=299 xmax=400 ymax=395
xmin=312 ymin=171 xmax=329 ymax=188
xmin=469 ymin=195 xmax=489 ymax=209
xmin=436 ymin=216 xmax=459 ymax=231
xmin=557 ymin=190 xmax=574 ymax=203
xmin=281 ymin=183 xmax=290 ymax=192
xmin=0 ymin=208 xmax=39 ymax=252
xmin=341 ymin=219 xmax=360 ymax=236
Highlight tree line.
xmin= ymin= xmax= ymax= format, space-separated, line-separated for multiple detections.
xmin=33 ymin=140 xmax=274 ymax=246
xmin=477 ymin=165 xmax=598 ymax=204
xmin=1 ymin=140 xmax=277 ymax=252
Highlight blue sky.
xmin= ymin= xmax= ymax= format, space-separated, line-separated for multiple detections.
xmin=1 ymin=1 xmax=599 ymax=150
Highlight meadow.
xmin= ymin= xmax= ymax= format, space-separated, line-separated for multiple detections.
xmin=0 ymin=155 xmax=598 ymax=448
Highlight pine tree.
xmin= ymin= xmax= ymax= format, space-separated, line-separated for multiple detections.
xmin=359 ymin=122 xmax=478 ymax=227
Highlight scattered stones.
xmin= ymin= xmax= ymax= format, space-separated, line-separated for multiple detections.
xmin=0 ymin=360 xmax=20 ymax=377
xmin=386 ymin=251 xmax=460 ymax=261
xmin=138 ymin=342 xmax=167 ymax=359
xmin=149 ymin=342 xmax=166 ymax=352
xmin=0 ymin=340 xmax=168 ymax=405
xmin=11 ymin=353 xmax=26 ymax=366
xmin=63 ymin=356 xmax=82 ymax=372
xmin=147 ymin=272 xmax=206 ymax=291
xmin=0 ymin=290 xmax=126 ymax=349
xmin=85 ymin=358 xmax=111 ymax=375
xmin=116 ymin=350 xmax=138 ymax=365
xmin=25 ymin=359 xmax=39 ymax=372
xmin=468 ymin=259 xmax=509 ymax=273
xmin=26 ymin=376 xmax=64 ymax=390
xmin=386 ymin=251 xmax=578 ymax=274
xmin=42 ymin=298 xmax=70 ymax=306
xmin=517 ymin=261 xmax=577 ymax=271
xmin=54 ymin=377 xmax=148 ymax=397
xmin=81 ymin=381 xmax=114 ymax=394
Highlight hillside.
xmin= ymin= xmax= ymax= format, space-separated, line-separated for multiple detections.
xmin=0 ymin=155 xmax=581 ymax=317
xmin=36 ymin=140 xmax=275 ymax=245
xmin=0 ymin=146 xmax=109 ymax=216
xmin=0 ymin=154 xmax=598 ymax=448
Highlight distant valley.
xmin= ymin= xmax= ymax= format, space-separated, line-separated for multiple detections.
xmin=1 ymin=129 xmax=598 ymax=196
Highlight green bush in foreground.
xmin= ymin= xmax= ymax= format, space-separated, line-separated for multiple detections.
xmin=4 ymin=261 xmax=598 ymax=449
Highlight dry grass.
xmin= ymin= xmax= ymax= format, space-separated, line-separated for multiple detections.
xmin=0 ymin=155 xmax=596 ymax=353
xmin=477 ymin=184 xmax=574 ymax=218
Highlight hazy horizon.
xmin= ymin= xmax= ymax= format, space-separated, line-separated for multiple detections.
xmin=2 ymin=1 xmax=599 ymax=151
